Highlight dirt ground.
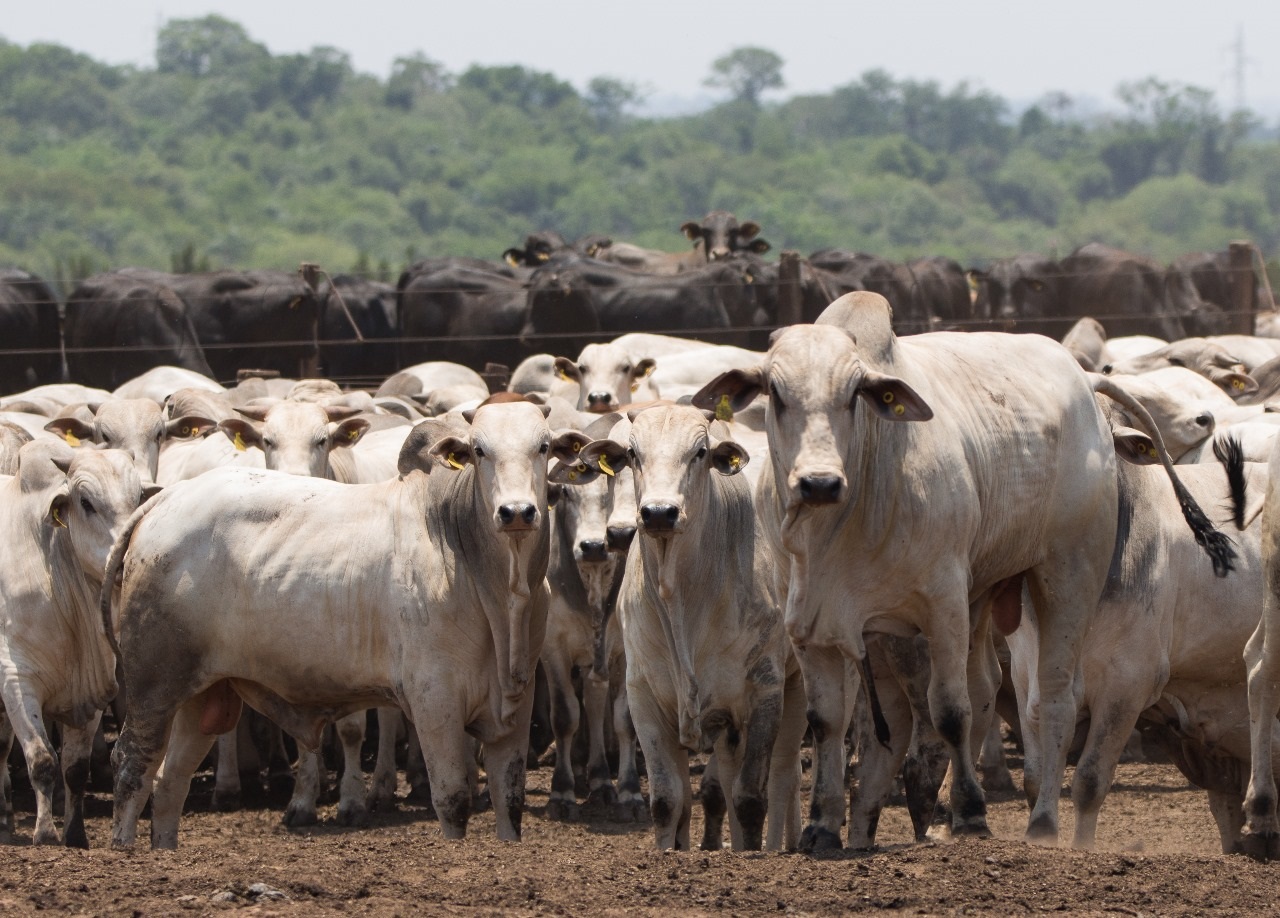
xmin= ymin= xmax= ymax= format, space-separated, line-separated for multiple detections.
xmin=3 ymin=745 xmax=1279 ymax=916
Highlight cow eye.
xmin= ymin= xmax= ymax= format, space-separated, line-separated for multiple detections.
xmin=314 ymin=436 xmax=327 ymax=447
xmin=627 ymin=446 xmax=639 ymax=470
xmin=769 ymin=382 xmax=785 ymax=410
xmin=1168 ymin=357 xmax=1184 ymax=367
xmin=578 ymin=365 xmax=589 ymax=375
xmin=539 ymin=442 xmax=549 ymax=455
xmin=262 ymin=437 xmax=275 ymax=449
xmin=80 ymin=497 xmax=95 ymax=515
xmin=621 ymin=365 xmax=631 ymax=374
xmin=694 ymin=446 xmax=707 ymax=461
xmin=474 ymin=445 xmax=485 ymax=459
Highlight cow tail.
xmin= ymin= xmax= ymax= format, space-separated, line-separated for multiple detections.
xmin=1213 ymin=434 xmax=1247 ymax=530
xmin=859 ymin=650 xmax=892 ymax=751
xmin=100 ymin=495 xmax=160 ymax=660
xmin=1093 ymin=375 xmax=1237 ymax=576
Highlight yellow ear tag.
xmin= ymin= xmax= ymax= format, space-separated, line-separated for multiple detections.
xmin=64 ymin=430 xmax=80 ymax=447
xmin=446 ymin=453 xmax=464 ymax=470
xmin=558 ymin=369 xmax=572 ymax=382
xmin=568 ymin=468 xmax=580 ymax=481
xmin=715 ymin=394 xmax=734 ymax=422
xmin=233 ymin=431 xmax=247 ymax=451
xmin=630 ymin=381 xmax=640 ymax=392
xmin=572 ymin=441 xmax=582 ymax=453
xmin=181 ymin=426 xmax=191 ymax=437
xmin=1234 ymin=379 xmax=1245 ymax=390
xmin=598 ymin=454 xmax=615 ymax=477
xmin=882 ymin=391 xmax=895 ymax=404
xmin=348 ymin=428 xmax=360 ymax=440
xmin=52 ymin=507 xmax=66 ymax=528
xmin=728 ymin=454 xmax=741 ymax=470
xmin=893 ymin=404 xmax=905 ymax=416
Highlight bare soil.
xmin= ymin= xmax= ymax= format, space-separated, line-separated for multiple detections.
xmin=1 ymin=754 xmax=1274 ymax=916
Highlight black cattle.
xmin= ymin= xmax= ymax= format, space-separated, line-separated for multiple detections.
xmin=163 ymin=270 xmax=322 ymax=382
xmin=968 ymin=254 xmax=1065 ymax=335
xmin=317 ymin=275 xmax=399 ymax=383
xmin=502 ymin=232 xmax=612 ymax=268
xmin=903 ymin=256 xmax=972 ymax=328
xmin=807 ymin=250 xmax=933 ymax=334
xmin=0 ymin=268 xmax=62 ymax=394
xmin=680 ymin=210 xmax=770 ymax=262
xmin=397 ymin=263 xmax=529 ymax=370
xmin=64 ymin=270 xmax=214 ymax=390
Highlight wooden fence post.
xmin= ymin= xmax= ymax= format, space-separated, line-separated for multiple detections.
xmin=1228 ymin=240 xmax=1258 ymax=336
xmin=778 ymin=250 xmax=802 ymax=328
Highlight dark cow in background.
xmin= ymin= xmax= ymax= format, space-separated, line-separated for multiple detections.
xmin=969 ymin=254 xmax=1066 ymax=336
xmin=0 ymin=268 xmax=62 ymax=393
xmin=397 ymin=261 xmax=529 ymax=371
xmin=681 ymin=211 xmax=770 ymax=262
xmin=64 ymin=270 xmax=214 ymax=390
xmin=503 ymin=232 xmax=612 ymax=268
xmin=317 ymin=275 xmax=399 ymax=383
xmin=809 ymin=251 xmax=969 ymax=334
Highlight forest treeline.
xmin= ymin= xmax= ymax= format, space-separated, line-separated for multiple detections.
xmin=2 ymin=15 xmax=1278 ymax=291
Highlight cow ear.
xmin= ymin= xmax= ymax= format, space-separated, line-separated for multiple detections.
xmin=547 ymin=482 xmax=564 ymax=507
xmin=692 ymin=367 xmax=766 ymax=418
xmin=631 ymin=358 xmax=656 ymax=383
xmin=1112 ymin=427 xmax=1160 ymax=465
xmin=737 ymin=221 xmax=761 ymax=241
xmin=44 ymin=418 xmax=96 ymax=447
xmin=548 ymin=460 xmax=598 ymax=485
xmin=551 ymin=429 xmax=592 ymax=463
xmin=554 ymin=357 xmax=582 ymax=384
xmin=235 ymin=405 xmax=272 ymax=422
xmin=165 ymin=416 xmax=217 ymax=440
xmin=746 ymin=238 xmax=771 ymax=254
xmin=502 ymin=249 xmax=522 ymax=267
xmin=323 ymin=405 xmax=362 ymax=422
xmin=680 ymin=221 xmax=701 ymax=242
xmin=142 ymin=483 xmax=164 ymax=503
xmin=1213 ymin=370 xmax=1258 ymax=398
xmin=579 ymin=440 xmax=629 ymax=478
xmin=218 ymin=419 xmax=263 ymax=452
xmin=710 ymin=441 xmax=749 ymax=476
xmin=857 ymin=370 xmax=933 ymax=422
xmin=429 ymin=436 xmax=472 ymax=471
xmin=330 ymin=417 xmax=370 ymax=449
xmin=49 ymin=490 xmax=69 ymax=529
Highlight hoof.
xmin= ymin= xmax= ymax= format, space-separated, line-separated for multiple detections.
xmin=586 ymin=784 xmax=619 ymax=809
xmin=33 ymin=826 xmax=62 ymax=846
xmin=1240 ymin=831 xmax=1280 ymax=862
xmin=798 ymin=825 xmax=842 ymax=853
xmin=954 ymin=818 xmax=992 ymax=839
xmin=700 ymin=832 xmax=724 ymax=852
xmin=367 ymin=787 xmax=396 ymax=813
xmin=406 ymin=783 xmax=432 ymax=806
xmin=546 ymin=799 xmax=580 ymax=821
xmin=612 ymin=799 xmax=647 ymax=823
xmin=336 ymin=801 xmax=370 ymax=827
xmin=1024 ymin=813 xmax=1057 ymax=844
xmin=281 ymin=805 xmax=318 ymax=828
xmin=64 ymin=826 xmax=90 ymax=850
xmin=472 ymin=789 xmax=492 ymax=814
xmin=210 ymin=790 xmax=242 ymax=813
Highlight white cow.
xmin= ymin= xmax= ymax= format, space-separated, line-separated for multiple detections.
xmin=0 ymin=442 xmax=158 ymax=846
xmin=107 ymin=400 xmax=588 ymax=848
xmin=553 ymin=342 xmax=657 ymax=414
xmin=44 ymin=398 xmax=216 ymax=484
xmin=693 ymin=291 xmax=1234 ymax=848
xmin=581 ymin=404 xmax=806 ymax=851
xmin=111 ymin=366 xmax=224 ymax=403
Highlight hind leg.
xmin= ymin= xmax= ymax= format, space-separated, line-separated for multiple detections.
xmin=149 ymin=695 xmax=224 ymax=849
xmin=60 ymin=715 xmax=102 ymax=849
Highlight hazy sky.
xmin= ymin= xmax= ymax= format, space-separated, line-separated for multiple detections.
xmin=6 ymin=1 xmax=1279 ymax=116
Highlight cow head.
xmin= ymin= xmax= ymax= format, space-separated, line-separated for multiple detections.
xmin=692 ymin=321 xmax=931 ymax=514
xmin=553 ymin=343 xmax=656 ymax=414
xmin=969 ymin=255 xmax=1061 ymax=331
xmin=218 ymin=400 xmax=369 ymax=478
xmin=44 ymin=398 xmax=215 ymax=485
xmin=48 ymin=447 xmax=162 ymax=583
xmin=680 ymin=211 xmax=768 ymax=262
xmin=1091 ymin=375 xmax=1216 ymax=461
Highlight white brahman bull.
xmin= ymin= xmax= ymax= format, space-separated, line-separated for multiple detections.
xmin=43 ymin=398 xmax=215 ymax=484
xmin=693 ymin=291 xmax=1234 ymax=849
xmin=0 ymin=441 xmax=159 ymax=846
xmin=553 ymin=342 xmax=657 ymax=414
xmin=106 ymin=399 xmax=588 ymax=848
xmin=580 ymin=404 xmax=806 ymax=851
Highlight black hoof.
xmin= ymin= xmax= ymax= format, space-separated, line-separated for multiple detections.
xmin=1024 ymin=813 xmax=1056 ymax=843
xmin=210 ymin=790 xmax=242 ymax=813
xmin=546 ymin=799 xmax=580 ymax=821
xmin=336 ymin=803 xmax=371 ymax=828
xmin=64 ymin=826 xmax=89 ymax=850
xmin=281 ymin=807 xmax=318 ymax=828
xmin=1240 ymin=831 xmax=1280 ymax=862
xmin=798 ymin=825 xmax=842 ymax=853
xmin=586 ymin=784 xmax=619 ymax=809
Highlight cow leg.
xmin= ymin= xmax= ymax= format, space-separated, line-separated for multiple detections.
xmin=59 ymin=715 xmax=101 ymax=849
xmin=1070 ymin=692 xmax=1146 ymax=849
xmin=887 ymin=635 xmax=949 ymax=843
xmin=848 ymin=650 xmax=912 ymax=851
xmin=926 ymin=608 xmax=989 ymax=838
xmin=211 ymin=726 xmax=245 ymax=811
xmin=612 ymin=681 xmax=644 ymax=822
xmin=412 ymin=713 xmax=471 ymax=839
xmin=283 ymin=749 xmax=323 ymax=827
xmin=543 ymin=655 xmax=581 ymax=820
xmin=0 ymin=712 xmax=12 ymax=844
xmin=795 ymin=644 xmax=851 ymax=852
xmin=484 ymin=687 xmax=537 ymax=842
xmin=1005 ymin=601 xmax=1044 ymax=808
xmin=2 ymin=685 xmax=63 ymax=845
xmin=731 ymin=694 xmax=782 ymax=851
xmin=700 ymin=751 xmax=726 ymax=850
xmin=979 ymin=718 xmax=1015 ymax=794
xmin=1243 ymin=616 xmax=1280 ymax=860
xmin=149 ymin=698 xmax=219 ymax=850
xmin=334 ymin=711 xmax=369 ymax=826
xmin=1207 ymin=789 xmax=1246 ymax=854
xmin=766 ymin=669 xmax=808 ymax=851
xmin=368 ymin=707 xmax=402 ymax=812
xmin=404 ymin=724 xmax=431 ymax=806
xmin=583 ymin=672 xmax=617 ymax=809
xmin=263 ymin=720 xmax=294 ymax=799
xmin=630 ymin=681 xmax=691 ymax=850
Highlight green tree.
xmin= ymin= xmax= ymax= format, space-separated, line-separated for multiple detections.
xmin=704 ymin=46 xmax=784 ymax=107
xmin=386 ymin=53 xmax=450 ymax=109
xmin=586 ymin=76 xmax=641 ymax=128
xmin=155 ymin=15 xmax=268 ymax=77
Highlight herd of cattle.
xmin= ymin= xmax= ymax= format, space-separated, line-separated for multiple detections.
xmin=6 ymin=215 xmax=1280 ymax=867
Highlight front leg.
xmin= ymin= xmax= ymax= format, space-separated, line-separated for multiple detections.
xmin=483 ymin=686 xmax=537 ymax=842
xmin=795 ymin=644 xmax=849 ymax=852
xmin=60 ymin=714 xmax=103 ymax=849
xmin=2 ymin=685 xmax=62 ymax=845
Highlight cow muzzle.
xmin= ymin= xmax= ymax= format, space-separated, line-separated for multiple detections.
xmin=585 ymin=392 xmax=615 ymax=413
xmin=577 ymin=538 xmax=608 ymax=563
xmin=607 ymin=524 xmax=637 ymax=553
xmin=497 ymin=501 xmax=539 ymax=531
xmin=639 ymin=501 xmax=680 ymax=534
xmin=797 ymin=474 xmax=843 ymax=505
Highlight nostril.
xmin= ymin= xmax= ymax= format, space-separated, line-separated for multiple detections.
xmin=798 ymin=475 xmax=842 ymax=505
xmin=662 ymin=506 xmax=678 ymax=525
xmin=498 ymin=505 xmax=515 ymax=525
xmin=521 ymin=504 xmax=537 ymax=525
xmin=640 ymin=503 xmax=678 ymax=532
xmin=1195 ymin=413 xmax=1214 ymax=428
xmin=579 ymin=539 xmax=607 ymax=561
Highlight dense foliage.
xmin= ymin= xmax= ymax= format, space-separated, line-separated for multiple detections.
xmin=2 ymin=16 xmax=1277 ymax=292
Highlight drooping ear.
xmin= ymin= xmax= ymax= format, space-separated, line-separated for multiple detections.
xmin=44 ymin=417 xmax=96 ymax=447
xmin=1209 ymin=369 xmax=1258 ymax=398
xmin=218 ymin=419 xmax=264 ymax=452
xmin=502 ymin=249 xmax=523 ymax=267
xmin=745 ymin=238 xmax=771 ymax=255
xmin=680 ymin=221 xmax=702 ymax=242
xmin=548 ymin=459 xmax=599 ymax=485
xmin=551 ymin=429 xmax=593 ymax=464
xmin=50 ymin=455 xmax=73 ymax=474
xmin=323 ymin=405 xmax=362 ymax=422
xmin=554 ymin=356 xmax=582 ymax=384
xmin=1112 ymin=426 xmax=1160 ymax=465
xmin=579 ymin=439 xmax=630 ymax=478
xmin=631 ymin=358 xmax=657 ymax=384
xmin=165 ymin=416 xmax=217 ymax=440
xmin=428 ymin=436 xmax=472 ymax=471
xmin=856 ymin=369 xmax=933 ymax=422
xmin=235 ymin=405 xmax=272 ymax=423
xmin=142 ymin=483 xmax=164 ymax=502
xmin=710 ymin=440 xmax=750 ymax=476
xmin=49 ymin=490 xmax=70 ymax=529
xmin=547 ymin=482 xmax=564 ymax=506
xmin=691 ymin=367 xmax=767 ymax=418
xmin=329 ymin=417 xmax=370 ymax=449
xmin=737 ymin=221 xmax=761 ymax=241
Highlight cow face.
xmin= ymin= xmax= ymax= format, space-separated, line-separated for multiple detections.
xmin=970 ymin=256 xmax=1060 ymax=330
xmin=49 ymin=449 xmax=161 ymax=580
xmin=554 ymin=343 xmax=656 ymax=414
xmin=692 ymin=324 xmax=931 ymax=512
xmin=1093 ymin=376 xmax=1216 ymax=461
xmin=679 ymin=211 xmax=767 ymax=262
xmin=45 ymin=398 xmax=215 ymax=485
xmin=431 ymin=401 xmax=590 ymax=535
xmin=218 ymin=401 xmax=368 ymax=478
